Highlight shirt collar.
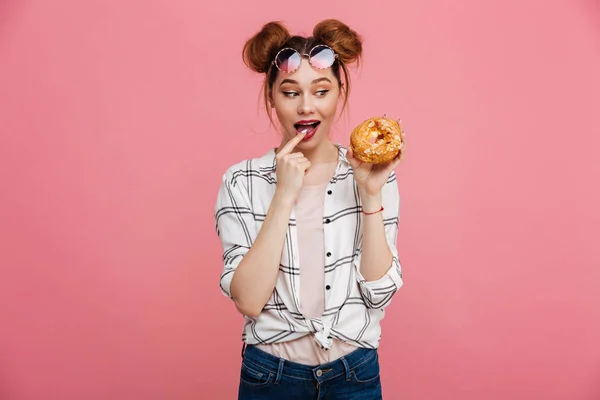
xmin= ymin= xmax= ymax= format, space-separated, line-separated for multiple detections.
xmin=257 ymin=144 xmax=350 ymax=176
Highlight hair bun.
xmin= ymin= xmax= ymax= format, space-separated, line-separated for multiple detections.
xmin=313 ymin=19 xmax=363 ymax=65
xmin=242 ymin=21 xmax=291 ymax=73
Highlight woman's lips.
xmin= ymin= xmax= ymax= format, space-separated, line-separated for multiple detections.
xmin=298 ymin=124 xmax=319 ymax=141
xmin=295 ymin=121 xmax=320 ymax=141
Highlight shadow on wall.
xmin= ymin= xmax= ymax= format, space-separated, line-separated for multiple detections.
xmin=592 ymin=360 xmax=600 ymax=400
xmin=0 ymin=361 xmax=15 ymax=400
xmin=0 ymin=0 xmax=25 ymax=52
xmin=581 ymin=0 xmax=600 ymax=40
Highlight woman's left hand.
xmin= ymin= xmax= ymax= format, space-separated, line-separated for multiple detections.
xmin=346 ymin=148 xmax=402 ymax=197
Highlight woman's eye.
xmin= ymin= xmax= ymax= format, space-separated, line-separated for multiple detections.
xmin=283 ymin=91 xmax=298 ymax=97
xmin=316 ymin=90 xmax=329 ymax=96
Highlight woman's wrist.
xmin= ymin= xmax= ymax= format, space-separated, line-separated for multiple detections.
xmin=272 ymin=188 xmax=297 ymax=210
xmin=359 ymin=190 xmax=382 ymax=213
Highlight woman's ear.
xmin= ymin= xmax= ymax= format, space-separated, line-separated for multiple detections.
xmin=268 ymin=90 xmax=275 ymax=108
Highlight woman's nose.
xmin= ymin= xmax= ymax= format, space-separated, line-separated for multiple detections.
xmin=297 ymin=95 xmax=315 ymax=114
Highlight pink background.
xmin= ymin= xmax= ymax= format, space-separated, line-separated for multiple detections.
xmin=1 ymin=0 xmax=599 ymax=399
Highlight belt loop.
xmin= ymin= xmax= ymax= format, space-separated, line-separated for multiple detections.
xmin=340 ymin=356 xmax=351 ymax=381
xmin=274 ymin=359 xmax=285 ymax=384
xmin=241 ymin=342 xmax=247 ymax=358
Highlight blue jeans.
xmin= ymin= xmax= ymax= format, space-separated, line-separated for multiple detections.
xmin=238 ymin=344 xmax=383 ymax=399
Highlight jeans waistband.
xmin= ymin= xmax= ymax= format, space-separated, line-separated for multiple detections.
xmin=241 ymin=343 xmax=378 ymax=384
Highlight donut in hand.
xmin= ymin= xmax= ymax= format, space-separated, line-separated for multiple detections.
xmin=349 ymin=116 xmax=406 ymax=164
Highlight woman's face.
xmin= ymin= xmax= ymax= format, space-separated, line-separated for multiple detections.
xmin=270 ymin=58 xmax=341 ymax=151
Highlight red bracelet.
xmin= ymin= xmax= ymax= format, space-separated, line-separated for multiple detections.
xmin=362 ymin=206 xmax=384 ymax=215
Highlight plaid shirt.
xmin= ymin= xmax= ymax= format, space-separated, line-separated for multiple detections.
xmin=214 ymin=144 xmax=403 ymax=350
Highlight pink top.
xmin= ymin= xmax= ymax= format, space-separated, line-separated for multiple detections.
xmin=257 ymin=161 xmax=357 ymax=365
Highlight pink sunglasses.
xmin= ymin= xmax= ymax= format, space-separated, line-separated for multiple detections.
xmin=272 ymin=45 xmax=338 ymax=74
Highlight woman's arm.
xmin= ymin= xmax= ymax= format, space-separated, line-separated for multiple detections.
xmin=353 ymin=175 xmax=403 ymax=309
xmin=221 ymin=132 xmax=309 ymax=317
xmin=229 ymin=191 xmax=295 ymax=317
xmin=345 ymin=146 xmax=404 ymax=308
xmin=357 ymin=190 xmax=393 ymax=281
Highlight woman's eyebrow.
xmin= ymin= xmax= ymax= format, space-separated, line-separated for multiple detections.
xmin=279 ymin=77 xmax=332 ymax=86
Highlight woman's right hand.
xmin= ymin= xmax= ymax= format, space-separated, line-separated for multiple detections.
xmin=227 ymin=132 xmax=308 ymax=317
xmin=274 ymin=132 xmax=310 ymax=202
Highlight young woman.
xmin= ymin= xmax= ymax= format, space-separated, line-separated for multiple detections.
xmin=214 ymin=19 xmax=404 ymax=399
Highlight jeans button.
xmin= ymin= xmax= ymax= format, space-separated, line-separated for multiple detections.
xmin=316 ymin=370 xmax=323 ymax=377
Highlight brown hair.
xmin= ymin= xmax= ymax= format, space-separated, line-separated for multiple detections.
xmin=242 ymin=19 xmax=363 ymax=123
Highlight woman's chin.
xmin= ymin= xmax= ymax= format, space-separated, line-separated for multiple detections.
xmin=283 ymin=128 xmax=330 ymax=150
xmin=297 ymin=136 xmax=323 ymax=148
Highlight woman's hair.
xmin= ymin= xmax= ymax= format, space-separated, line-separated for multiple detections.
xmin=242 ymin=19 xmax=363 ymax=123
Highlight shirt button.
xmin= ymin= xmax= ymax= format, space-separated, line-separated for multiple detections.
xmin=325 ymin=218 xmax=330 ymax=224
xmin=326 ymin=285 xmax=331 ymax=290
xmin=326 ymin=252 xmax=331 ymax=257
xmin=327 ymin=190 xmax=332 ymax=195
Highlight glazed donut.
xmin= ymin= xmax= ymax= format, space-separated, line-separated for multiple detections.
xmin=350 ymin=116 xmax=405 ymax=164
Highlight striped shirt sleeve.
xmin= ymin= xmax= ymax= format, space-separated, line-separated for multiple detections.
xmin=354 ymin=173 xmax=404 ymax=309
xmin=214 ymin=169 xmax=256 ymax=299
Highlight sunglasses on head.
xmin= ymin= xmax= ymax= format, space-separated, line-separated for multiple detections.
xmin=272 ymin=44 xmax=338 ymax=74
